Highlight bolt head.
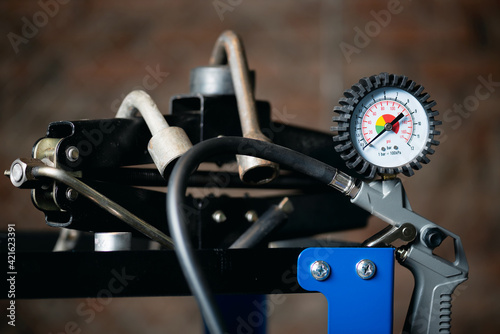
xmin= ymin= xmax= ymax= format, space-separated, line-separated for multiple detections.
xmin=244 ymin=210 xmax=258 ymax=223
xmin=356 ymin=259 xmax=376 ymax=280
xmin=66 ymin=188 xmax=78 ymax=201
xmin=310 ymin=260 xmax=331 ymax=281
xmin=66 ymin=146 xmax=80 ymax=162
xmin=212 ymin=210 xmax=227 ymax=223
xmin=422 ymin=227 xmax=445 ymax=249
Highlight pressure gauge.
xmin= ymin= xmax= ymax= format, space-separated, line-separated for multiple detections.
xmin=332 ymin=73 xmax=441 ymax=179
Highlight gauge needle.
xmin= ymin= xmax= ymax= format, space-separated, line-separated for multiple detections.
xmin=363 ymin=112 xmax=405 ymax=150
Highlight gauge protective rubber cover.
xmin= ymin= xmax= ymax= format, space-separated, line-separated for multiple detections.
xmin=331 ymin=72 xmax=441 ymax=179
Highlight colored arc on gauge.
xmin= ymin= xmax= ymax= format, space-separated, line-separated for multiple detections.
xmin=376 ymin=114 xmax=400 ymax=134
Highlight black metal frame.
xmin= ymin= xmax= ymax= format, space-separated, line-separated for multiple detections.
xmin=9 ymin=248 xmax=306 ymax=299
xmin=2 ymin=94 xmax=371 ymax=299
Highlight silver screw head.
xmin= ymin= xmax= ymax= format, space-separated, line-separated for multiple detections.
xmin=310 ymin=260 xmax=331 ymax=281
xmin=356 ymin=259 xmax=376 ymax=280
xmin=212 ymin=210 xmax=227 ymax=223
xmin=66 ymin=146 xmax=80 ymax=162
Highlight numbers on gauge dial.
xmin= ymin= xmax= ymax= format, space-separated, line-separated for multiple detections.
xmin=351 ymin=89 xmax=429 ymax=169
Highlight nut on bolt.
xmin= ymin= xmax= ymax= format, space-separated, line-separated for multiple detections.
xmin=11 ymin=163 xmax=23 ymax=183
xmin=310 ymin=260 xmax=331 ymax=281
xmin=8 ymin=158 xmax=45 ymax=188
xmin=396 ymin=247 xmax=410 ymax=263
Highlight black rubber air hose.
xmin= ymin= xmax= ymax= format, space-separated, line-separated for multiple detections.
xmin=166 ymin=136 xmax=345 ymax=334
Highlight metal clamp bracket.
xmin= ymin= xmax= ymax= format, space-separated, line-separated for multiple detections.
xmin=362 ymin=222 xmax=417 ymax=247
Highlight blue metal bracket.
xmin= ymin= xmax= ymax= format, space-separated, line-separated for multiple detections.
xmin=297 ymin=247 xmax=394 ymax=334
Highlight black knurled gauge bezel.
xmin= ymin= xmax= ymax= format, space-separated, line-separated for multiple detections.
xmin=331 ymin=72 xmax=441 ymax=179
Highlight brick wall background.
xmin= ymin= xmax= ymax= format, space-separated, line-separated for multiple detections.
xmin=0 ymin=0 xmax=499 ymax=333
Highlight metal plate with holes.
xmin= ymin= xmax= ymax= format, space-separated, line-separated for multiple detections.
xmin=298 ymin=247 xmax=394 ymax=334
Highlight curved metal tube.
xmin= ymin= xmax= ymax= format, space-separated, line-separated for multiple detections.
xmin=32 ymin=166 xmax=175 ymax=249
xmin=116 ymin=90 xmax=193 ymax=177
xmin=210 ymin=30 xmax=279 ymax=184
xmin=210 ymin=31 xmax=260 ymax=137
xmin=116 ymin=90 xmax=168 ymax=135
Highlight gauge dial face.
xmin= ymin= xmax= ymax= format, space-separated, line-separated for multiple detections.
xmin=351 ymin=87 xmax=430 ymax=168
xmin=332 ymin=73 xmax=440 ymax=179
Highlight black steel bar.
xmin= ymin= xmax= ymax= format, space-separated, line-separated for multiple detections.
xmin=83 ymin=168 xmax=326 ymax=190
xmin=6 ymin=249 xmax=305 ymax=299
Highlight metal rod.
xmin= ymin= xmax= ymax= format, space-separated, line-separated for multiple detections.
xmin=230 ymin=197 xmax=294 ymax=249
xmin=53 ymin=228 xmax=80 ymax=252
xmin=32 ymin=166 xmax=175 ymax=249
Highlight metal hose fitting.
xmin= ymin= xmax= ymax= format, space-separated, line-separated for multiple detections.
xmin=116 ymin=90 xmax=193 ymax=177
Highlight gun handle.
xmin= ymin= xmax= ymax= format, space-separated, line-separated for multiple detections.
xmin=401 ymin=238 xmax=468 ymax=334
xmin=403 ymin=270 xmax=463 ymax=333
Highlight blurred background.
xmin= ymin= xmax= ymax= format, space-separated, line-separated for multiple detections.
xmin=1 ymin=0 xmax=499 ymax=333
